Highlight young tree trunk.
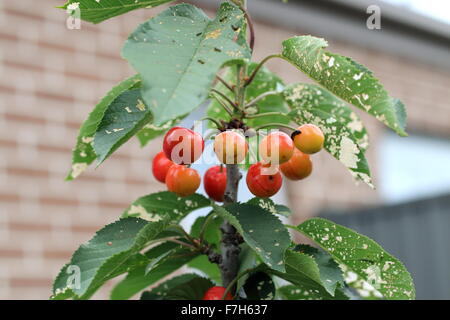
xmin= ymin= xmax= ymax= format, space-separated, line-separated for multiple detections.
xmin=219 ymin=164 xmax=242 ymax=288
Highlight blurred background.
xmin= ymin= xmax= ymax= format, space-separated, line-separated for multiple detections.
xmin=0 ymin=0 xmax=449 ymax=299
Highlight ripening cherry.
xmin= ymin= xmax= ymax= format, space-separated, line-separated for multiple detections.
xmin=292 ymin=124 xmax=324 ymax=154
xmin=163 ymin=126 xmax=204 ymax=164
xmin=246 ymin=162 xmax=282 ymax=198
xmin=165 ymin=164 xmax=201 ymax=197
xmin=280 ymin=148 xmax=313 ymax=180
xmin=204 ymin=165 xmax=227 ymax=202
xmin=214 ymin=130 xmax=248 ymax=164
xmin=259 ymin=131 xmax=294 ymax=165
xmin=152 ymin=151 xmax=175 ymax=183
xmin=202 ymin=286 xmax=233 ymax=300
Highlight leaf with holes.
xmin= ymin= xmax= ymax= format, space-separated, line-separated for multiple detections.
xmin=212 ymin=203 xmax=291 ymax=272
xmin=284 ymin=83 xmax=373 ymax=187
xmin=61 ymin=0 xmax=175 ymax=24
xmin=93 ymin=89 xmax=151 ymax=164
xmin=52 ymin=217 xmax=170 ymax=300
xmin=293 ymin=244 xmax=345 ymax=296
xmin=262 ymin=250 xmax=349 ymax=300
xmin=207 ymin=63 xmax=289 ymax=128
xmin=122 ymin=192 xmax=211 ymax=222
xmin=293 ymin=218 xmax=415 ymax=300
xmin=281 ymin=36 xmax=407 ymax=136
xmin=66 ymin=75 xmax=140 ymax=180
xmin=278 ymin=285 xmax=342 ymax=300
xmin=122 ymin=3 xmax=251 ymax=125
xmin=243 ymin=272 xmax=276 ymax=300
xmin=111 ymin=242 xmax=197 ymax=300
xmin=247 ymin=197 xmax=291 ymax=217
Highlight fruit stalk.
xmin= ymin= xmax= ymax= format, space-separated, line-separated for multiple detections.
xmin=219 ymin=164 xmax=242 ymax=289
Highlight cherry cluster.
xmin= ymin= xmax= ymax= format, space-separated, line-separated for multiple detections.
xmin=152 ymin=124 xmax=324 ymax=201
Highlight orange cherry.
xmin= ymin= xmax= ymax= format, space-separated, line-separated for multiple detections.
xmin=280 ymin=148 xmax=312 ymax=180
xmin=292 ymin=124 xmax=324 ymax=154
xmin=165 ymin=164 xmax=201 ymax=197
xmin=214 ymin=131 xmax=248 ymax=164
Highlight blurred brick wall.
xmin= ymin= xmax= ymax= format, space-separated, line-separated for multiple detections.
xmin=0 ymin=0 xmax=449 ymax=299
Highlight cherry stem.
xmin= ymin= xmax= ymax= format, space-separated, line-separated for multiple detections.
xmin=211 ymin=89 xmax=238 ymax=110
xmin=254 ymin=122 xmax=297 ymax=131
xmin=244 ymin=54 xmax=282 ymax=87
xmin=216 ymin=75 xmax=234 ymax=93
xmin=245 ymin=90 xmax=281 ymax=108
xmin=245 ymin=111 xmax=289 ymax=119
xmin=149 ymin=236 xmax=197 ymax=251
xmin=166 ymin=238 xmax=197 ymax=251
xmin=170 ymin=224 xmax=195 ymax=243
xmin=210 ymin=92 xmax=234 ymax=116
xmin=200 ymin=117 xmax=223 ymax=129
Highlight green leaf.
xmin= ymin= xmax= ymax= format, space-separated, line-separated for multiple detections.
xmin=243 ymin=272 xmax=276 ymax=300
xmin=136 ymin=118 xmax=179 ymax=147
xmin=293 ymin=244 xmax=345 ymax=296
xmin=190 ymin=214 xmax=223 ymax=247
xmin=61 ymin=0 xmax=175 ymax=24
xmin=293 ymin=218 xmax=415 ymax=300
xmin=93 ymin=89 xmax=151 ymax=164
xmin=111 ymin=243 xmax=197 ymax=300
xmin=236 ymin=244 xmax=257 ymax=290
xmin=144 ymin=250 xmax=174 ymax=275
xmin=212 ymin=203 xmax=291 ymax=272
xmin=122 ymin=3 xmax=251 ymax=125
xmin=207 ymin=63 xmax=289 ymax=128
xmin=141 ymin=274 xmax=199 ymax=300
xmin=52 ymin=217 xmax=170 ymax=300
xmin=187 ymin=214 xmax=223 ymax=284
xmin=188 ymin=255 xmax=222 ymax=285
xmin=122 ymin=192 xmax=211 ymax=222
xmin=142 ymin=274 xmax=214 ymax=300
xmin=281 ymin=36 xmax=407 ymax=136
xmin=284 ymin=83 xmax=373 ymax=187
xmin=66 ymin=75 xmax=140 ymax=180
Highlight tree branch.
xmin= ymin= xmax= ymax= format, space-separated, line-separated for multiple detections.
xmin=219 ymin=164 xmax=242 ymax=289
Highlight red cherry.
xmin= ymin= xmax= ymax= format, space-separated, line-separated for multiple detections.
xmin=204 ymin=166 xmax=227 ymax=202
xmin=202 ymin=286 xmax=233 ymax=300
xmin=259 ymin=131 xmax=294 ymax=165
xmin=246 ymin=163 xmax=282 ymax=198
xmin=165 ymin=164 xmax=201 ymax=197
xmin=163 ymin=127 xmax=204 ymax=164
xmin=152 ymin=151 xmax=174 ymax=183
xmin=280 ymin=148 xmax=313 ymax=181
